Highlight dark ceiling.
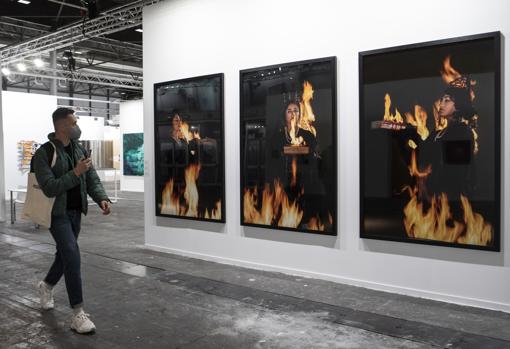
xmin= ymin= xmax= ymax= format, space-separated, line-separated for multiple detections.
xmin=0 ymin=0 xmax=142 ymax=43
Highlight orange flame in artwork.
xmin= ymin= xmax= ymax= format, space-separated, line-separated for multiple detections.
xmin=383 ymin=93 xmax=404 ymax=123
xmin=161 ymin=163 xmax=222 ymax=220
xmin=243 ymin=179 xmax=303 ymax=229
xmin=183 ymin=163 xmax=200 ymax=217
xmin=291 ymin=157 xmax=297 ymax=188
xmin=161 ymin=178 xmax=180 ymax=216
xmin=299 ymin=81 xmax=317 ymax=137
xmin=403 ymin=150 xmax=492 ymax=246
xmin=441 ymin=56 xmax=462 ymax=85
xmin=441 ymin=56 xmax=477 ymax=101
xmin=405 ymin=105 xmax=429 ymax=141
xmin=433 ymin=99 xmax=448 ymax=132
xmin=307 ymin=216 xmax=325 ymax=231
xmin=180 ymin=122 xmax=201 ymax=142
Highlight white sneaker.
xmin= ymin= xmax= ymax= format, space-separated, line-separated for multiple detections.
xmin=70 ymin=311 xmax=96 ymax=334
xmin=37 ymin=281 xmax=54 ymax=310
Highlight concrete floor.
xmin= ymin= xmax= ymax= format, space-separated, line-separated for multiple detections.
xmin=1 ymin=189 xmax=510 ymax=348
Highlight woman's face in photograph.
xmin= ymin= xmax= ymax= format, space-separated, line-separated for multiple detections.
xmin=172 ymin=114 xmax=182 ymax=131
xmin=285 ymin=103 xmax=300 ymax=127
xmin=439 ymin=94 xmax=457 ymax=118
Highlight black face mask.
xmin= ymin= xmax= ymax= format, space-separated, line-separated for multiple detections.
xmin=69 ymin=125 xmax=82 ymax=140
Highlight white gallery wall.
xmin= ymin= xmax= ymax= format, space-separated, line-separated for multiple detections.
xmin=120 ymin=99 xmax=144 ymax=192
xmin=77 ymin=116 xmax=104 ymax=141
xmin=1 ymin=91 xmax=56 ymax=199
xmin=143 ymin=0 xmax=510 ymax=311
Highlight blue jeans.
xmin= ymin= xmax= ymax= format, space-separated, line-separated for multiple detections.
xmin=44 ymin=210 xmax=83 ymax=308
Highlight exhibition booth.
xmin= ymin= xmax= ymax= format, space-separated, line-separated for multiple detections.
xmin=0 ymin=91 xmax=145 ymax=206
xmin=142 ymin=0 xmax=510 ymax=312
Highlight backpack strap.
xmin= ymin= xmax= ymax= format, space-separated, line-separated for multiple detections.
xmin=30 ymin=141 xmax=57 ymax=173
xmin=41 ymin=141 xmax=57 ymax=168
xmin=48 ymin=141 xmax=57 ymax=168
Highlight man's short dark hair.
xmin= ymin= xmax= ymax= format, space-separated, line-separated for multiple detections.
xmin=52 ymin=107 xmax=75 ymax=125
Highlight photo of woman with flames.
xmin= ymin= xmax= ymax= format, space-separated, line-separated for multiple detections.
xmin=240 ymin=57 xmax=337 ymax=235
xmin=154 ymin=74 xmax=225 ymax=222
xmin=360 ymin=32 xmax=501 ymax=251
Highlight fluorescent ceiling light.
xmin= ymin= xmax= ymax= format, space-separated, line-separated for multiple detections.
xmin=18 ymin=0 xmax=31 ymax=4
xmin=1 ymin=67 xmax=11 ymax=76
xmin=135 ymin=28 xmax=143 ymax=33
xmin=33 ymin=58 xmax=44 ymax=67
xmin=17 ymin=62 xmax=27 ymax=72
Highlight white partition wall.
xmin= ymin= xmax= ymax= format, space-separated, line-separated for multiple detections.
xmin=1 ymin=91 xmax=56 ymax=199
xmin=120 ymin=99 xmax=144 ymax=192
xmin=143 ymin=0 xmax=510 ymax=311
xmin=77 ymin=116 xmax=104 ymax=140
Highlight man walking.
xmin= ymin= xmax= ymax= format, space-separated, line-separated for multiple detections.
xmin=32 ymin=107 xmax=112 ymax=334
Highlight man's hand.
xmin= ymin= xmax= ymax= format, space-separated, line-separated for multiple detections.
xmin=100 ymin=200 xmax=112 ymax=215
xmin=74 ymin=157 xmax=92 ymax=176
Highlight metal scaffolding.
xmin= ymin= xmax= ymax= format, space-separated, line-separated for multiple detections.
xmin=0 ymin=0 xmax=160 ymax=65
xmin=9 ymin=66 xmax=143 ymax=90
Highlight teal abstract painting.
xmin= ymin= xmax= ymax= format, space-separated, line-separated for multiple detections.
xmin=123 ymin=133 xmax=144 ymax=176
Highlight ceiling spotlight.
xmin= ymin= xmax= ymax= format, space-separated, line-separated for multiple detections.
xmin=34 ymin=58 xmax=44 ymax=67
xmin=135 ymin=28 xmax=143 ymax=33
xmin=17 ymin=62 xmax=27 ymax=72
xmin=18 ymin=0 xmax=31 ymax=4
xmin=1 ymin=67 xmax=11 ymax=76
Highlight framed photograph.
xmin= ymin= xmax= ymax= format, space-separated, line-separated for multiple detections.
xmin=240 ymin=57 xmax=337 ymax=235
xmin=123 ymin=133 xmax=144 ymax=176
xmin=154 ymin=73 xmax=225 ymax=222
xmin=359 ymin=32 xmax=501 ymax=251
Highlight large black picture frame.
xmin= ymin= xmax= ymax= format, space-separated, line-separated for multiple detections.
xmin=359 ymin=32 xmax=501 ymax=251
xmin=240 ymin=57 xmax=338 ymax=236
xmin=154 ymin=73 xmax=226 ymax=223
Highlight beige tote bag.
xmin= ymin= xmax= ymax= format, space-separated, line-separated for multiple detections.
xmin=22 ymin=142 xmax=57 ymax=228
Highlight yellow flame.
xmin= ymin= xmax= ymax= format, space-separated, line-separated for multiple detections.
xmin=180 ymin=122 xmax=201 ymax=142
xmin=161 ymin=178 xmax=180 ymax=216
xmin=204 ymin=201 xmax=222 ymax=220
xmin=457 ymin=195 xmax=492 ymax=245
xmin=383 ymin=93 xmax=404 ymax=123
xmin=433 ymin=99 xmax=448 ymax=132
xmin=243 ymin=179 xmax=304 ymax=229
xmin=291 ymin=157 xmax=297 ymax=188
xmin=183 ymin=163 xmax=200 ymax=217
xmin=307 ymin=216 xmax=325 ymax=231
xmin=299 ymin=81 xmax=317 ymax=137
xmin=441 ymin=56 xmax=461 ymax=84
xmin=403 ymin=151 xmax=492 ymax=246
xmin=161 ymin=163 xmax=221 ymax=220
xmin=409 ymin=150 xmax=432 ymax=178
xmin=405 ymin=105 xmax=429 ymax=141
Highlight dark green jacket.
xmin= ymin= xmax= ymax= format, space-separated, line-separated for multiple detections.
xmin=33 ymin=133 xmax=109 ymax=216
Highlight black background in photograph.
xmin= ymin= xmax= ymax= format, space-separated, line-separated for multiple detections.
xmin=154 ymin=74 xmax=225 ymax=222
xmin=360 ymin=32 xmax=501 ymax=251
xmin=240 ymin=57 xmax=337 ymax=235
